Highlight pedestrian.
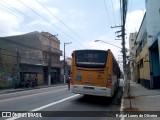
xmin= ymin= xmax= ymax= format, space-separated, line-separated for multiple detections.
xmin=13 ymin=76 xmax=18 ymax=89
xmin=66 ymin=76 xmax=71 ymax=90
xmin=35 ymin=77 xmax=37 ymax=86
xmin=25 ymin=79 xmax=29 ymax=88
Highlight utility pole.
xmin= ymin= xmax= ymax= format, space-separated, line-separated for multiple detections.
xmin=13 ymin=48 xmax=20 ymax=89
xmin=64 ymin=42 xmax=72 ymax=83
xmin=120 ymin=0 xmax=128 ymax=91
xmin=16 ymin=48 xmax=20 ymax=77
xmin=122 ymin=0 xmax=126 ymax=68
xmin=110 ymin=0 xmax=127 ymax=88
xmin=48 ymin=41 xmax=51 ymax=86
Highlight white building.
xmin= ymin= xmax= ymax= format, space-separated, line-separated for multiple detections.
xmin=134 ymin=0 xmax=160 ymax=89
xmin=146 ymin=0 xmax=160 ymax=89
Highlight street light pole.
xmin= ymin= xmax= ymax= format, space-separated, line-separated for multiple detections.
xmin=94 ymin=40 xmax=122 ymax=49
xmin=63 ymin=43 xmax=66 ymax=83
xmin=64 ymin=42 xmax=72 ymax=83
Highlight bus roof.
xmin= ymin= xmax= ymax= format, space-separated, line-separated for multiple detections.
xmin=73 ymin=49 xmax=110 ymax=52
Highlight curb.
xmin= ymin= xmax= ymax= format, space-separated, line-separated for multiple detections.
xmin=120 ymin=97 xmax=125 ymax=120
xmin=0 ymin=84 xmax=66 ymax=95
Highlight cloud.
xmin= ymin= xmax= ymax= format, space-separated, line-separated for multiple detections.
xmin=111 ymin=0 xmax=121 ymax=11
xmin=0 ymin=0 xmax=144 ymax=65
xmin=60 ymin=9 xmax=87 ymax=30
xmin=125 ymin=9 xmax=145 ymax=48
xmin=0 ymin=0 xmax=61 ymax=36
xmin=0 ymin=10 xmax=23 ymax=36
xmin=126 ymin=10 xmax=145 ymax=33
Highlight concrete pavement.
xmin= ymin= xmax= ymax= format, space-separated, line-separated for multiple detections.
xmin=121 ymin=80 xmax=160 ymax=120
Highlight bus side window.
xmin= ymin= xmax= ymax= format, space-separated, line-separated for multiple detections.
xmin=113 ymin=59 xmax=117 ymax=75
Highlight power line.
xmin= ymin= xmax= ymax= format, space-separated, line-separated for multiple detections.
xmin=104 ymin=0 xmax=124 ymax=45
xmin=0 ymin=2 xmax=22 ymax=19
xmin=17 ymin=0 xmax=86 ymax=50
xmin=0 ymin=46 xmax=61 ymax=63
xmin=110 ymin=0 xmax=116 ymax=25
xmin=125 ymin=0 xmax=133 ymax=33
xmin=34 ymin=0 xmax=89 ymax=50
xmin=35 ymin=0 xmax=84 ymax=41
xmin=17 ymin=0 xmax=67 ymax=37
xmin=0 ymin=52 xmax=62 ymax=64
xmin=129 ymin=0 xmax=133 ymax=12
xmin=0 ymin=0 xmax=49 ymax=32
xmin=119 ymin=0 xmax=122 ymax=25
xmin=104 ymin=0 xmax=112 ymax=27
xmin=104 ymin=0 xmax=119 ymax=41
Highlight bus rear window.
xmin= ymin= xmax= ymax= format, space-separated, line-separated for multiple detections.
xmin=75 ymin=50 xmax=107 ymax=68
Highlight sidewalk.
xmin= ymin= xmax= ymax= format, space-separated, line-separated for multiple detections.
xmin=0 ymin=83 xmax=66 ymax=95
xmin=121 ymin=80 xmax=160 ymax=119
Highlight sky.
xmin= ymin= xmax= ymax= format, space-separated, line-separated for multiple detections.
xmin=0 ymin=0 xmax=146 ymax=70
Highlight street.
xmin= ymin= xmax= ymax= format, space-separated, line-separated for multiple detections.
xmin=0 ymin=84 xmax=123 ymax=120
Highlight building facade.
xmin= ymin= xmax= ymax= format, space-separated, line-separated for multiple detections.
xmin=0 ymin=31 xmax=62 ymax=88
xmin=129 ymin=32 xmax=137 ymax=81
xmin=40 ymin=32 xmax=62 ymax=84
xmin=134 ymin=0 xmax=160 ymax=89
xmin=146 ymin=0 xmax=160 ymax=89
xmin=135 ymin=13 xmax=151 ymax=88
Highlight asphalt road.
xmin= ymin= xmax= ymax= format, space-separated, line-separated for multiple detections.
xmin=0 ymin=83 xmax=123 ymax=120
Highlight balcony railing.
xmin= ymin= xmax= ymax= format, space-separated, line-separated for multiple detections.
xmin=43 ymin=45 xmax=62 ymax=55
xmin=43 ymin=61 xmax=62 ymax=68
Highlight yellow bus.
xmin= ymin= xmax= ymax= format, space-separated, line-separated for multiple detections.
xmin=70 ymin=49 xmax=121 ymax=97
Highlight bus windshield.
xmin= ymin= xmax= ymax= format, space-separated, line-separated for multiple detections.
xmin=75 ymin=50 xmax=107 ymax=68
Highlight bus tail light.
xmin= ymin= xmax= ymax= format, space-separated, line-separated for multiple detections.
xmin=107 ymin=75 xmax=112 ymax=87
xmin=107 ymin=79 xmax=112 ymax=87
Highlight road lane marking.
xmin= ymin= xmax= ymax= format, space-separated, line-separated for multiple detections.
xmin=31 ymin=94 xmax=79 ymax=111
xmin=0 ymin=88 xmax=67 ymax=103
xmin=120 ymin=98 xmax=125 ymax=120
xmin=6 ymin=94 xmax=79 ymax=120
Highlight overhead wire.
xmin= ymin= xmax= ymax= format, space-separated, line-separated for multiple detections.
xmin=104 ymin=0 xmax=112 ymax=27
xmin=120 ymin=0 xmax=122 ymax=25
xmin=17 ymin=0 xmax=86 ymax=50
xmin=34 ymin=0 xmax=89 ymax=50
xmin=0 ymin=2 xmax=22 ymax=19
xmin=35 ymin=0 xmax=84 ymax=41
xmin=110 ymin=0 xmax=116 ymax=25
xmin=2 ymin=0 xmax=72 ymax=50
xmin=0 ymin=0 xmax=124 ymax=55
xmin=0 ymin=50 xmax=61 ymax=64
xmin=0 ymin=0 xmax=49 ymax=32
xmin=0 ymin=38 xmax=61 ymax=62
xmin=103 ymin=0 xmax=121 ymax=48
xmin=0 ymin=1 xmax=82 ymax=57
xmin=110 ymin=0 xmax=123 ymax=44
xmin=104 ymin=0 xmax=119 ymax=40
xmin=125 ymin=0 xmax=134 ymax=38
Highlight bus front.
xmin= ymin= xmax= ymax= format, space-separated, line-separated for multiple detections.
xmin=70 ymin=50 xmax=112 ymax=97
